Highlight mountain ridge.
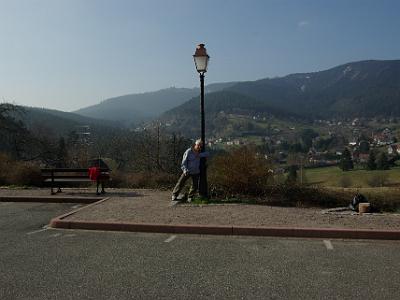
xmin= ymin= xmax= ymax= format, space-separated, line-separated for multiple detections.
xmin=159 ymin=59 xmax=400 ymax=136
xmin=74 ymin=82 xmax=238 ymax=126
xmin=227 ymin=59 xmax=400 ymax=118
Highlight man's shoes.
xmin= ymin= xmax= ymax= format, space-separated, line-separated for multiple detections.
xmin=171 ymin=195 xmax=178 ymax=201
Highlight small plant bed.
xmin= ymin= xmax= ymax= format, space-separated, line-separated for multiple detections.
xmin=189 ymin=197 xmax=259 ymax=205
xmin=183 ymin=185 xmax=400 ymax=213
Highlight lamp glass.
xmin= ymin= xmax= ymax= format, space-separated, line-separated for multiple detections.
xmin=194 ymin=55 xmax=209 ymax=73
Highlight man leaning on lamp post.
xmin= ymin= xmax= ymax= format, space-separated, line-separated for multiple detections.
xmin=171 ymin=139 xmax=209 ymax=202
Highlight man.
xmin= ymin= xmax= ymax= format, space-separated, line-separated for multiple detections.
xmin=171 ymin=139 xmax=209 ymax=202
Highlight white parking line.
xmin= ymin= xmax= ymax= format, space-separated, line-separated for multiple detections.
xmin=50 ymin=233 xmax=62 ymax=238
xmin=164 ymin=235 xmax=177 ymax=243
xmin=323 ymin=240 xmax=334 ymax=250
xmin=64 ymin=234 xmax=77 ymax=238
xmin=26 ymin=228 xmax=49 ymax=235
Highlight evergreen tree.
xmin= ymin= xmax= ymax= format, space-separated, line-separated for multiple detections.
xmin=339 ymin=148 xmax=354 ymax=171
xmin=366 ymin=151 xmax=377 ymax=170
xmin=376 ymin=152 xmax=390 ymax=170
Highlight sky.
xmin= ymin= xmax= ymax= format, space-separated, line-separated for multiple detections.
xmin=1 ymin=0 xmax=400 ymax=112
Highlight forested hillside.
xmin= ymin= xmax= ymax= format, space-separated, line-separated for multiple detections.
xmin=161 ymin=91 xmax=301 ymax=136
xmin=228 ymin=60 xmax=400 ymax=118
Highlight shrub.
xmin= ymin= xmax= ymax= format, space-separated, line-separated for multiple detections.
xmin=0 ymin=153 xmax=42 ymax=186
xmin=366 ymin=173 xmax=389 ymax=187
xmin=0 ymin=152 xmax=13 ymax=185
xmin=325 ymin=187 xmax=400 ymax=212
xmin=108 ymin=171 xmax=175 ymax=189
xmin=376 ymin=152 xmax=390 ymax=170
xmin=107 ymin=170 xmax=126 ymax=188
xmin=365 ymin=190 xmax=400 ymax=212
xmin=128 ymin=172 xmax=175 ymax=189
xmin=338 ymin=175 xmax=352 ymax=188
xmin=7 ymin=162 xmax=42 ymax=186
xmin=209 ymin=146 xmax=274 ymax=197
xmin=264 ymin=184 xmax=350 ymax=208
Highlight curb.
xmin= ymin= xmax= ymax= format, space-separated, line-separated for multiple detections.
xmin=50 ymin=218 xmax=400 ymax=240
xmin=0 ymin=196 xmax=103 ymax=204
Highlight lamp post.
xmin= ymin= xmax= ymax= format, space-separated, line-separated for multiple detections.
xmin=193 ymin=43 xmax=210 ymax=198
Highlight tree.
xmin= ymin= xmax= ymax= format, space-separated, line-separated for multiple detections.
xmin=56 ymin=137 xmax=68 ymax=167
xmin=286 ymin=165 xmax=298 ymax=184
xmin=289 ymin=142 xmax=303 ymax=153
xmin=359 ymin=140 xmax=370 ymax=154
xmin=366 ymin=151 xmax=377 ymax=170
xmin=376 ymin=152 xmax=390 ymax=170
xmin=339 ymin=148 xmax=354 ymax=171
xmin=0 ymin=103 xmax=32 ymax=159
xmin=300 ymin=128 xmax=319 ymax=150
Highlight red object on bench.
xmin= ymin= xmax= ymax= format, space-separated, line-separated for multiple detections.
xmin=88 ymin=167 xmax=101 ymax=181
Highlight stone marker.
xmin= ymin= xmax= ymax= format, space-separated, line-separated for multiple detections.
xmin=359 ymin=203 xmax=370 ymax=214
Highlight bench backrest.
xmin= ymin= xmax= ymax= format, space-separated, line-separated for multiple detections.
xmin=41 ymin=168 xmax=110 ymax=179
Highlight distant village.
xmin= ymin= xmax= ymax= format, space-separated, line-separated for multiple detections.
xmin=205 ymin=115 xmax=400 ymax=168
xmin=139 ymin=113 xmax=400 ymax=170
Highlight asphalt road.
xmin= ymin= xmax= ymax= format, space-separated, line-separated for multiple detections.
xmin=1 ymin=202 xmax=400 ymax=300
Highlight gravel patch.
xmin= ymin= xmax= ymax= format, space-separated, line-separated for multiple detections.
xmin=2 ymin=188 xmax=399 ymax=230
xmin=60 ymin=189 xmax=400 ymax=230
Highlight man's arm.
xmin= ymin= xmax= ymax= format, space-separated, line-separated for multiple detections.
xmin=181 ymin=149 xmax=190 ymax=173
xmin=199 ymin=151 xmax=210 ymax=158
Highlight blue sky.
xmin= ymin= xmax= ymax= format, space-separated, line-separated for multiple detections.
xmin=1 ymin=0 xmax=400 ymax=111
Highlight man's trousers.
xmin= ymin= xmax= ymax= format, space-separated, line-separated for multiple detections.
xmin=172 ymin=173 xmax=200 ymax=199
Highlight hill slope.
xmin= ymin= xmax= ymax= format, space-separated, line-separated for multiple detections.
xmin=160 ymin=90 xmax=299 ymax=137
xmin=15 ymin=106 xmax=119 ymax=137
xmin=75 ymin=87 xmax=200 ymax=126
xmin=228 ymin=60 xmax=400 ymax=118
xmin=160 ymin=60 xmax=400 ymax=136
xmin=74 ymin=82 xmax=238 ymax=126
xmin=74 ymin=59 xmax=400 ymax=134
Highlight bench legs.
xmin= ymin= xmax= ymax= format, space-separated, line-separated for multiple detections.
xmin=96 ymin=180 xmax=106 ymax=195
xmin=51 ymin=171 xmax=55 ymax=195
xmin=50 ymin=187 xmax=62 ymax=195
xmin=52 ymin=183 xmax=104 ymax=195
xmin=49 ymin=171 xmax=61 ymax=195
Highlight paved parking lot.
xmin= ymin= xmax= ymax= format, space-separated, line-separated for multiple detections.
xmin=1 ymin=202 xmax=400 ymax=299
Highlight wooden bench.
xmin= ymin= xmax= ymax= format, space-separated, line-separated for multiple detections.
xmin=41 ymin=168 xmax=111 ymax=195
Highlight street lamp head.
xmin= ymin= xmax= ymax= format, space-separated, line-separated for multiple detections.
xmin=193 ymin=43 xmax=210 ymax=73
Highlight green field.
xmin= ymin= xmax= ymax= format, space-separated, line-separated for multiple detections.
xmin=304 ymin=166 xmax=400 ymax=188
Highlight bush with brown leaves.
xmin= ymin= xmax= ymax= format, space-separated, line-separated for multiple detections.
xmin=0 ymin=152 xmax=42 ymax=186
xmin=209 ymin=147 xmax=274 ymax=197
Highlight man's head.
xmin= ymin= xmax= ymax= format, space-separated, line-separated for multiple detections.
xmin=193 ymin=139 xmax=203 ymax=152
